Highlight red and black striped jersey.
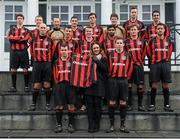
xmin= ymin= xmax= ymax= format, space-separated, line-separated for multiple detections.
xmin=83 ymin=25 xmax=104 ymax=44
xmin=126 ymin=37 xmax=146 ymax=66
xmin=30 ymin=35 xmax=55 ymax=62
xmin=108 ymin=51 xmax=133 ymax=79
xmin=79 ymin=38 xmax=95 ymax=55
xmin=70 ymin=54 xmax=97 ymax=88
xmin=145 ymin=23 xmax=170 ymax=40
xmin=123 ymin=19 xmax=145 ymax=38
xmin=55 ymin=39 xmax=79 ymax=58
xmin=103 ymin=37 xmax=116 ymax=54
xmin=71 ymin=27 xmax=83 ymax=42
xmin=30 ymin=28 xmax=39 ymax=38
xmin=8 ymin=26 xmax=30 ymax=50
xmin=146 ymin=36 xmax=172 ymax=64
xmin=53 ymin=57 xmax=71 ymax=84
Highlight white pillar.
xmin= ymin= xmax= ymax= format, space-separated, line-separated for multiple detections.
xmin=27 ymin=0 xmax=39 ymax=25
xmin=101 ymin=0 xmax=112 ymax=24
xmin=176 ymin=0 xmax=180 ymax=63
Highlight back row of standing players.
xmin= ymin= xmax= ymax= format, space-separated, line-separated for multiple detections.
xmin=8 ymin=7 xmax=173 ymax=132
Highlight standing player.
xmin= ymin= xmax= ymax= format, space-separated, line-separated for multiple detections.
xmin=106 ymin=37 xmax=133 ymax=133
xmin=53 ymin=46 xmax=76 ymax=133
xmin=70 ymin=16 xmax=83 ymax=42
xmin=123 ymin=7 xmax=145 ymax=38
xmin=48 ymin=18 xmax=64 ymax=46
xmin=28 ymin=23 xmax=55 ymax=111
xmin=31 ymin=15 xmax=43 ymax=38
xmin=7 ymin=14 xmax=30 ymax=92
xmin=126 ymin=24 xmax=146 ymax=111
xmin=86 ymin=13 xmax=104 ymax=44
xmin=146 ymin=23 xmax=173 ymax=112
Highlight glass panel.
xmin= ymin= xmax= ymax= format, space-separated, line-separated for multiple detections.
xmin=74 ymin=6 xmax=81 ymax=12
xmin=5 ymin=5 xmax=13 ymax=12
xmin=83 ymin=6 xmax=91 ymax=12
xmin=120 ymin=5 xmax=128 ymax=12
xmin=142 ymin=5 xmax=150 ymax=12
xmin=142 ymin=13 xmax=151 ymax=20
xmin=61 ymin=6 xmax=68 ymax=13
xmin=120 ymin=14 xmax=128 ymax=20
xmin=61 ymin=22 xmax=68 ymax=25
xmin=51 ymin=6 xmax=59 ymax=13
xmin=15 ymin=6 xmax=22 ymax=12
xmin=51 ymin=14 xmax=59 ymax=20
xmin=152 ymin=5 xmax=160 ymax=12
xmin=83 ymin=14 xmax=89 ymax=20
xmin=4 ymin=38 xmax=10 ymax=52
xmin=61 ymin=14 xmax=68 ymax=20
xmin=5 ymin=14 xmax=13 ymax=20
xmin=74 ymin=14 xmax=81 ymax=20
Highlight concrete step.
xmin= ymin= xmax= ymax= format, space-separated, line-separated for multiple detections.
xmin=0 ymin=92 xmax=179 ymax=110
xmin=0 ymin=110 xmax=180 ymax=131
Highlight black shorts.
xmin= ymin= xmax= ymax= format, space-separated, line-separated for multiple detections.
xmin=32 ymin=62 xmax=52 ymax=83
xmin=10 ymin=50 xmax=29 ymax=69
xmin=128 ymin=64 xmax=144 ymax=85
xmin=149 ymin=61 xmax=172 ymax=83
xmin=53 ymin=81 xmax=76 ymax=106
xmin=108 ymin=77 xmax=128 ymax=101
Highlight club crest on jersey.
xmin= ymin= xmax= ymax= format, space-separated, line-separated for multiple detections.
xmin=165 ymin=42 xmax=169 ymax=47
xmin=138 ymin=41 xmax=142 ymax=45
xmin=67 ymin=63 xmax=71 ymax=67
xmin=122 ymin=56 xmax=126 ymax=60
xmin=77 ymin=32 xmax=80 ymax=36
xmin=45 ymin=42 xmax=49 ymax=45
xmin=69 ymin=43 xmax=73 ymax=48
xmin=95 ymin=29 xmax=99 ymax=32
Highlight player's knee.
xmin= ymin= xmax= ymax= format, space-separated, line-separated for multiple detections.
xmin=43 ymin=82 xmax=51 ymax=88
xmin=33 ymin=83 xmax=41 ymax=90
xmin=120 ymin=100 xmax=127 ymax=108
xmin=55 ymin=106 xmax=64 ymax=112
xmin=68 ymin=105 xmax=75 ymax=113
xmin=109 ymin=101 xmax=116 ymax=108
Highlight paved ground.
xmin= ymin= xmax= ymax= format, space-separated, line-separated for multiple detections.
xmin=0 ymin=130 xmax=180 ymax=138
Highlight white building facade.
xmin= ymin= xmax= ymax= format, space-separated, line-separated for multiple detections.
xmin=0 ymin=0 xmax=178 ymax=71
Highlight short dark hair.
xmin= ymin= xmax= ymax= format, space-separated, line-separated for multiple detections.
xmin=35 ymin=15 xmax=43 ymax=20
xmin=85 ymin=26 xmax=92 ymax=31
xmin=130 ymin=7 xmax=137 ymax=12
xmin=152 ymin=10 xmax=160 ymax=16
xmin=107 ymin=25 xmax=116 ymax=30
xmin=88 ymin=12 xmax=97 ymax=18
xmin=16 ymin=14 xmax=24 ymax=20
xmin=129 ymin=24 xmax=139 ymax=30
xmin=156 ymin=23 xmax=166 ymax=29
xmin=64 ymin=25 xmax=71 ymax=30
xmin=110 ymin=13 xmax=119 ymax=20
xmin=71 ymin=16 xmax=78 ymax=20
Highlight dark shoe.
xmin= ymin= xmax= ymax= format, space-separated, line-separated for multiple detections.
xmin=94 ymin=123 xmax=100 ymax=132
xmin=24 ymin=87 xmax=30 ymax=92
xmin=164 ymin=105 xmax=174 ymax=112
xmin=67 ymin=124 xmax=75 ymax=133
xmin=28 ymin=104 xmax=36 ymax=111
xmin=9 ymin=87 xmax=17 ymax=92
xmin=106 ymin=125 xmax=115 ymax=133
xmin=138 ymin=105 xmax=146 ymax=112
xmin=147 ymin=105 xmax=156 ymax=111
xmin=120 ymin=125 xmax=130 ymax=133
xmin=127 ymin=105 xmax=133 ymax=111
xmin=45 ymin=104 xmax=51 ymax=111
xmin=88 ymin=125 xmax=95 ymax=133
xmin=54 ymin=124 xmax=63 ymax=133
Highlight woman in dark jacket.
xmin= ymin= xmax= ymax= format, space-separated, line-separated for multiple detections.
xmin=85 ymin=42 xmax=108 ymax=133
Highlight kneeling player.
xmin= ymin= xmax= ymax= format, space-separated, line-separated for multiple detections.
xmin=53 ymin=46 xmax=76 ymax=133
xmin=106 ymin=37 xmax=133 ymax=133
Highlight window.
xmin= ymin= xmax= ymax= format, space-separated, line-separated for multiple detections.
xmin=142 ymin=5 xmax=160 ymax=24
xmin=4 ymin=5 xmax=23 ymax=52
xmin=51 ymin=5 xmax=69 ymax=25
xmin=73 ymin=5 xmax=91 ymax=25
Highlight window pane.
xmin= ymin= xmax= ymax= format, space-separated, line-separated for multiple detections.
xmin=142 ymin=5 xmax=150 ymax=12
xmin=61 ymin=6 xmax=68 ymax=13
xmin=5 ymin=5 xmax=13 ymax=12
xmin=83 ymin=6 xmax=91 ymax=12
xmin=74 ymin=14 xmax=81 ymax=20
xmin=120 ymin=14 xmax=128 ymax=20
xmin=5 ymin=14 xmax=13 ymax=20
xmin=61 ymin=22 xmax=68 ymax=25
xmin=4 ymin=38 xmax=10 ymax=52
xmin=15 ymin=6 xmax=22 ymax=12
xmin=120 ymin=5 xmax=128 ymax=12
xmin=152 ymin=5 xmax=160 ymax=12
xmin=51 ymin=6 xmax=59 ymax=13
xmin=74 ymin=6 xmax=81 ymax=12
xmin=61 ymin=14 xmax=68 ymax=20
xmin=79 ymin=22 xmax=89 ymax=26
xmin=51 ymin=14 xmax=59 ymax=20
xmin=142 ymin=13 xmax=151 ymax=20
xmin=83 ymin=14 xmax=89 ymax=20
